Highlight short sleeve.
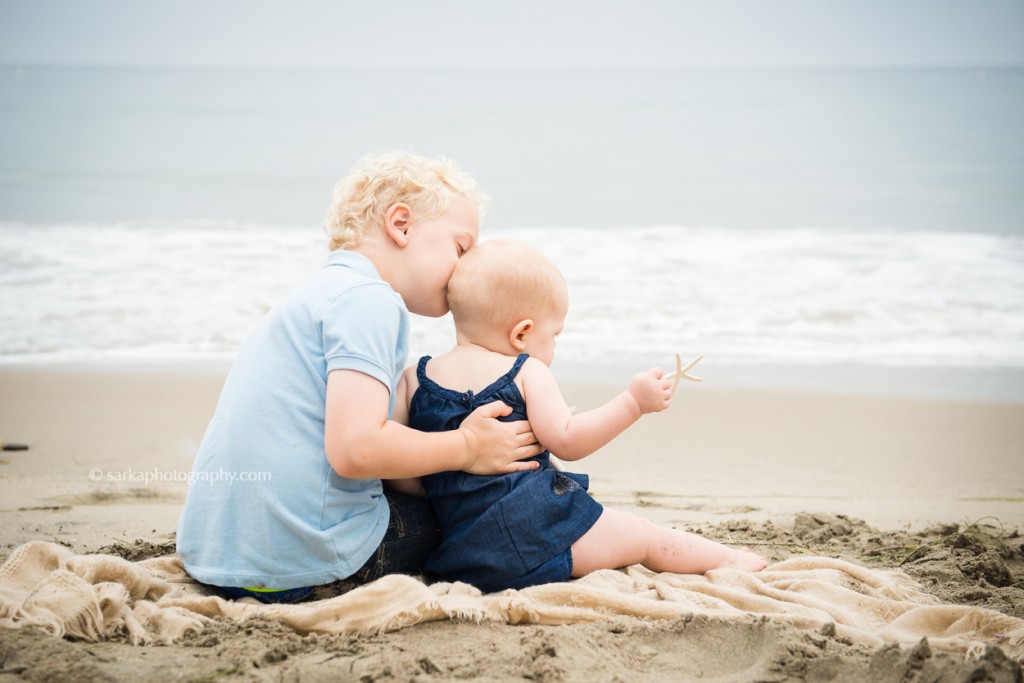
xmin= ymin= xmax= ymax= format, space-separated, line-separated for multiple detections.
xmin=319 ymin=282 xmax=405 ymax=391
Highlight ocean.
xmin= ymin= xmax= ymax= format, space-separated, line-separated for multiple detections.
xmin=1 ymin=66 xmax=1022 ymax=395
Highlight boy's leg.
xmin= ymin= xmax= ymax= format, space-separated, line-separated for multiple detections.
xmin=216 ymin=491 xmax=442 ymax=604
xmin=308 ymin=489 xmax=442 ymax=600
xmin=570 ymin=508 xmax=766 ymax=577
xmin=354 ymin=489 xmax=443 ymax=582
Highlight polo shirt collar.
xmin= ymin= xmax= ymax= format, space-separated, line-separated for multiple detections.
xmin=325 ymin=249 xmax=382 ymax=280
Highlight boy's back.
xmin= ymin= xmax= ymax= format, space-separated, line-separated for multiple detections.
xmin=177 ymin=250 xmax=406 ymax=589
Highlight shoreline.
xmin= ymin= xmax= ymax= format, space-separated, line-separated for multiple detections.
xmin=554 ymin=359 xmax=1024 ymax=405
xmin=2 ymin=356 xmax=1020 ymax=405
xmin=4 ymin=355 xmax=1023 ymax=402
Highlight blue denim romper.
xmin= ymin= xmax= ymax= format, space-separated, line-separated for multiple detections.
xmin=409 ymin=354 xmax=604 ymax=593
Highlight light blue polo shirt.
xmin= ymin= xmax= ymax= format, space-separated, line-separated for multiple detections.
xmin=176 ymin=250 xmax=409 ymax=589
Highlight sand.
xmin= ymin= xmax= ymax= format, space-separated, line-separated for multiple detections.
xmin=1 ymin=361 xmax=1022 ymax=682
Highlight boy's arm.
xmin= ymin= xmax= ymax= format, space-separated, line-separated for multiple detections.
xmin=325 ymin=369 xmax=542 ymax=479
xmin=520 ymin=359 xmax=671 ymax=462
xmin=383 ymin=368 xmax=426 ymax=495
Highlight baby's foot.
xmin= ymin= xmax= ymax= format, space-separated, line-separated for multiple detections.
xmin=723 ymin=547 xmax=768 ymax=572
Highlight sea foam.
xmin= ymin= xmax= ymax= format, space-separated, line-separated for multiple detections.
xmin=1 ymin=221 xmax=1021 ymax=368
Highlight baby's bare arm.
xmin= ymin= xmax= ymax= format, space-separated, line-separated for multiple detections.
xmin=520 ymin=360 xmax=671 ymax=461
xmin=383 ymin=369 xmax=427 ymax=494
xmin=383 ymin=477 xmax=426 ymax=496
xmin=385 ymin=370 xmax=432 ymax=493
xmin=389 ymin=366 xmax=416 ymax=427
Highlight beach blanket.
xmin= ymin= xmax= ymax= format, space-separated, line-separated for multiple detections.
xmin=1 ymin=541 xmax=1021 ymax=661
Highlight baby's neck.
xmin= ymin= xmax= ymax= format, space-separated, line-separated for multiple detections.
xmin=453 ymin=331 xmax=518 ymax=358
xmin=451 ymin=340 xmax=519 ymax=358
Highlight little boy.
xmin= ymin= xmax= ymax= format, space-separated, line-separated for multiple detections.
xmin=390 ymin=240 xmax=767 ymax=592
xmin=177 ymin=152 xmax=543 ymax=603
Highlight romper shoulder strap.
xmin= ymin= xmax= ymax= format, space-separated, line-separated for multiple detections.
xmin=509 ymin=353 xmax=530 ymax=378
xmin=415 ymin=355 xmax=432 ymax=384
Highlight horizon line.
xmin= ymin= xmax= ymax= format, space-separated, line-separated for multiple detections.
xmin=3 ymin=61 xmax=1023 ymax=70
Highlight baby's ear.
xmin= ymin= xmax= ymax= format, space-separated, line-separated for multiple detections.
xmin=384 ymin=203 xmax=412 ymax=247
xmin=509 ymin=319 xmax=534 ymax=351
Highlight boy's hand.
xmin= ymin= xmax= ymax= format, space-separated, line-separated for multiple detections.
xmin=627 ymin=368 xmax=673 ymax=414
xmin=458 ymin=401 xmax=543 ymax=475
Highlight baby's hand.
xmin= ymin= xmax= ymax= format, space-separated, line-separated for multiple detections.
xmin=628 ymin=368 xmax=673 ymax=414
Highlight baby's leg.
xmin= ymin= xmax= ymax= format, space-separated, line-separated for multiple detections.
xmin=570 ymin=509 xmax=767 ymax=577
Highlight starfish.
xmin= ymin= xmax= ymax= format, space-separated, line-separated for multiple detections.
xmin=664 ymin=353 xmax=704 ymax=393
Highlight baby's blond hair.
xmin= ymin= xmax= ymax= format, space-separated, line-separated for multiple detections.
xmin=448 ymin=240 xmax=567 ymax=339
xmin=324 ymin=151 xmax=490 ymax=251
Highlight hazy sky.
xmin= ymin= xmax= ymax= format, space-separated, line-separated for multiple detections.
xmin=1 ymin=0 xmax=1022 ymax=68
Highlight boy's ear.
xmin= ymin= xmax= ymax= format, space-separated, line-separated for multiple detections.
xmin=384 ymin=203 xmax=412 ymax=248
xmin=509 ymin=319 xmax=534 ymax=351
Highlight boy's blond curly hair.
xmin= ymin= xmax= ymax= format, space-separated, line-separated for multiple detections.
xmin=324 ymin=151 xmax=489 ymax=251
